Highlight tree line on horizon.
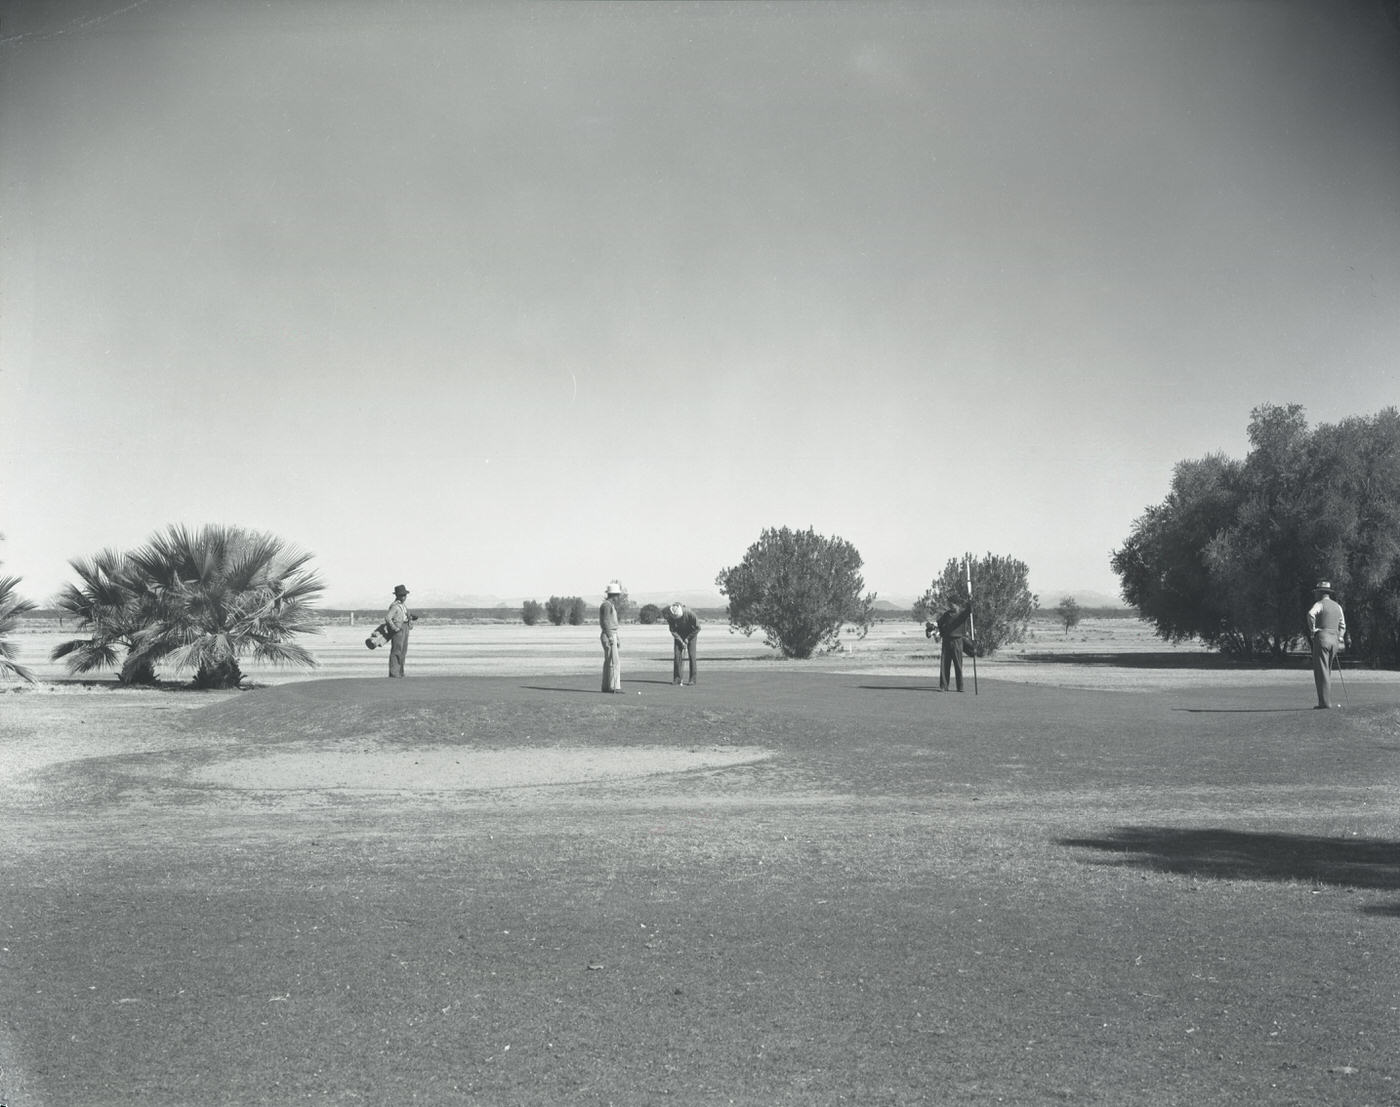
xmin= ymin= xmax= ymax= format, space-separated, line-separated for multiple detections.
xmin=0 ymin=521 xmax=1043 ymax=682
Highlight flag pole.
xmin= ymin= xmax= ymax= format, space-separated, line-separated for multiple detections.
xmin=965 ymin=555 xmax=979 ymax=695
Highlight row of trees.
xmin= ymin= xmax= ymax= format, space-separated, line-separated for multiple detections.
xmin=716 ymin=526 xmax=1039 ymax=660
xmin=1113 ymin=405 xmax=1400 ymax=664
xmin=2 ymin=522 xmax=1046 ymax=682
xmin=520 ymin=593 xmax=635 ymax=626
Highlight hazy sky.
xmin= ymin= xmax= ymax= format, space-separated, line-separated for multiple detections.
xmin=3 ymin=0 xmax=1398 ymax=608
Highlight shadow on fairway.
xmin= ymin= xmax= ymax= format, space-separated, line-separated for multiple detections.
xmin=519 ymin=685 xmax=601 ymax=695
xmin=857 ymin=683 xmax=940 ymax=693
xmin=1060 ymin=826 xmax=1400 ymax=894
xmin=1172 ymin=707 xmax=1315 ymax=714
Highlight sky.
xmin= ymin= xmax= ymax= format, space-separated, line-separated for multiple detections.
xmin=2 ymin=0 xmax=1398 ymax=609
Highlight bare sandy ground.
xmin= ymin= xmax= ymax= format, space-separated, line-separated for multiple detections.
xmin=2 ymin=628 xmax=1398 ymax=1105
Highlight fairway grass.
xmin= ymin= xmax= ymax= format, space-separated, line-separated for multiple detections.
xmin=1 ymin=662 xmax=1397 ymax=1105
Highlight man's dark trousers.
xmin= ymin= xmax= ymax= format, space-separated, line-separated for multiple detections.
xmin=940 ymin=638 xmax=964 ymax=692
xmin=673 ymin=632 xmax=698 ymax=685
xmin=389 ymin=628 xmax=409 ymax=677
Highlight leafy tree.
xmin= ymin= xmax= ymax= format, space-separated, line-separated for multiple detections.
xmin=1202 ymin=404 xmax=1314 ymax=657
xmin=0 ymin=574 xmax=37 ymax=683
xmin=1114 ymin=405 xmax=1400 ymax=663
xmin=1301 ymin=408 xmax=1400 ymax=666
xmin=545 ymin=596 xmax=569 ymax=626
xmin=638 ymin=603 xmax=662 ymax=625
xmin=715 ymin=526 xmax=875 ymax=659
xmin=1056 ymin=596 xmax=1082 ymax=634
xmin=566 ymin=596 xmax=589 ymax=626
xmin=125 ymin=524 xmax=325 ymax=689
xmin=51 ymin=549 xmax=158 ymax=684
xmin=521 ymin=599 xmax=544 ymax=626
xmin=914 ymin=554 xmax=1037 ymax=656
xmin=610 ymin=587 xmax=634 ymax=623
xmin=1112 ymin=452 xmax=1244 ymax=650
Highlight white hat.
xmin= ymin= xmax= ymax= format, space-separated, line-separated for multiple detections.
xmin=668 ymin=602 xmax=684 ymax=617
xmin=605 ymin=580 xmax=623 ymax=596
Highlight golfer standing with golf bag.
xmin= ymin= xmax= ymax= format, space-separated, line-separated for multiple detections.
xmin=385 ymin=584 xmax=416 ymax=678
xmin=1306 ymin=580 xmax=1346 ymax=709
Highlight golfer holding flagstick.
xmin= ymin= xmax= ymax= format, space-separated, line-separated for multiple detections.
xmin=927 ymin=574 xmax=976 ymax=693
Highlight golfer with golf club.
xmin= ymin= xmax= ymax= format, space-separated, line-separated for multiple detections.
xmin=663 ymin=601 xmax=700 ymax=686
xmin=1306 ymin=580 xmax=1347 ymax=709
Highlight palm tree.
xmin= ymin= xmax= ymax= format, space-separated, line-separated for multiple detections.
xmin=0 ymin=575 xmax=38 ymax=683
xmin=127 ymin=524 xmax=325 ymax=689
xmin=50 ymin=549 xmax=158 ymax=684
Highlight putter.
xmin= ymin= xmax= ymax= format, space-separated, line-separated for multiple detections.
xmin=1333 ymin=651 xmax=1349 ymax=708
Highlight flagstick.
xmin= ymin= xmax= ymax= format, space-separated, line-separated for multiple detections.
xmin=965 ymin=555 xmax=979 ymax=695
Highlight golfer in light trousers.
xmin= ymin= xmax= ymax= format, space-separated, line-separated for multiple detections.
xmin=600 ymin=581 xmax=623 ymax=693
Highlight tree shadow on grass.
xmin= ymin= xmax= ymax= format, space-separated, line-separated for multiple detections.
xmin=1059 ymin=826 xmax=1400 ymax=897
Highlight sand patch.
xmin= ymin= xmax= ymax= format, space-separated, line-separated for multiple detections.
xmin=194 ymin=744 xmax=773 ymax=792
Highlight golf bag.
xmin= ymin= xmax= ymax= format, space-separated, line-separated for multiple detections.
xmin=365 ymin=614 xmax=418 ymax=649
xmin=364 ymin=621 xmax=394 ymax=650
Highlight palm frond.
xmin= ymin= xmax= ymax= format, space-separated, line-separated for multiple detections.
xmin=250 ymin=641 xmax=319 ymax=669
xmin=53 ymin=641 xmax=122 ymax=675
xmin=0 ymin=576 xmax=38 ymax=682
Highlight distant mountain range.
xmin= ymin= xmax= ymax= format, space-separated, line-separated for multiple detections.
xmin=327 ymin=587 xmax=1127 ymax=612
xmin=326 ymin=588 xmax=729 ymax=611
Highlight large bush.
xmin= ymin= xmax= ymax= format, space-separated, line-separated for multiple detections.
xmin=52 ymin=524 xmax=325 ymax=688
xmin=913 ymin=554 xmax=1037 ymax=656
xmin=715 ymin=526 xmax=875 ymax=659
xmin=1114 ymin=405 xmax=1400 ymax=663
xmin=521 ymin=599 xmax=544 ymax=626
